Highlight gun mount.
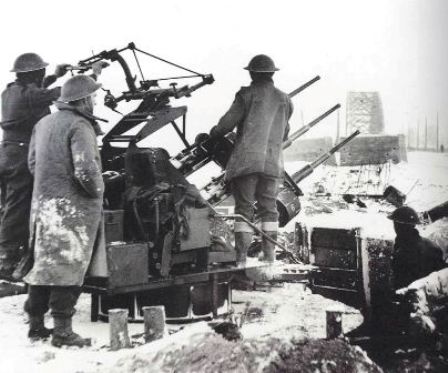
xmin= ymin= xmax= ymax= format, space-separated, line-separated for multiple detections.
xmin=79 ymin=43 xmax=235 ymax=321
xmin=76 ymin=44 xmax=332 ymax=321
xmin=76 ymin=42 xmax=215 ymax=171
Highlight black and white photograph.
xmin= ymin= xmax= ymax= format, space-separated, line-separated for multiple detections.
xmin=0 ymin=0 xmax=447 ymax=371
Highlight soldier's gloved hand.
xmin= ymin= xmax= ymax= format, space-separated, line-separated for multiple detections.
xmin=209 ymin=125 xmax=219 ymax=139
xmin=54 ymin=63 xmax=72 ymax=77
xmin=91 ymin=61 xmax=109 ymax=76
xmin=194 ymin=133 xmax=210 ymax=146
xmin=102 ymin=170 xmax=121 ymax=182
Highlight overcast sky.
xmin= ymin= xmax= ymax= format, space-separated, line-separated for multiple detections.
xmin=1 ymin=0 xmax=447 ymax=151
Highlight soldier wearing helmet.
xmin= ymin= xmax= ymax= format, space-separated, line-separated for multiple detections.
xmin=0 ymin=53 xmax=71 ymax=281
xmin=388 ymin=205 xmax=445 ymax=290
xmin=349 ymin=206 xmax=446 ymax=338
xmin=210 ymin=54 xmax=293 ymax=266
xmin=23 ymin=73 xmax=106 ymax=347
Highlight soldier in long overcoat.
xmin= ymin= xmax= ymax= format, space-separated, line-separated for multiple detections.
xmin=210 ymin=55 xmax=293 ymax=266
xmin=24 ymin=74 xmax=105 ymax=347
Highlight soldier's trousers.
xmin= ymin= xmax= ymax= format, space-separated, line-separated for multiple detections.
xmin=0 ymin=143 xmax=33 ymax=267
xmin=231 ymin=174 xmax=279 ymax=232
xmin=24 ymin=285 xmax=82 ymax=318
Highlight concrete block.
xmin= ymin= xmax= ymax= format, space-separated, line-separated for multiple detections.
xmin=339 ymin=135 xmax=407 ymax=166
xmin=284 ymin=136 xmax=336 ymax=165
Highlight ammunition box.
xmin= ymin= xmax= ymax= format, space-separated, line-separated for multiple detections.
xmin=104 ymin=209 xmax=124 ymax=244
xmin=106 ymin=243 xmax=149 ymax=289
xmin=179 ymin=207 xmax=212 ymax=251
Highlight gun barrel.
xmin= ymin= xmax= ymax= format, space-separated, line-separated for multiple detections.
xmin=283 ymin=104 xmax=341 ymax=150
xmin=292 ymin=130 xmax=360 ymax=183
xmin=288 ymin=75 xmax=321 ymax=98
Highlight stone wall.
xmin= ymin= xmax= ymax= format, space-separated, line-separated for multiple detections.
xmin=339 ymin=134 xmax=407 ymax=166
xmin=284 ymin=136 xmax=336 ymax=165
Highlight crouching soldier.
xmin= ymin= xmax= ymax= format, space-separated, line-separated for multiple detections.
xmin=24 ymin=74 xmax=105 ymax=347
xmin=389 ymin=206 xmax=445 ymax=290
xmin=352 ymin=206 xmax=446 ymax=337
xmin=209 ymin=55 xmax=293 ymax=267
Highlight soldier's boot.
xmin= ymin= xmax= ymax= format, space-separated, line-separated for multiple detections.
xmin=260 ymin=231 xmax=277 ymax=264
xmin=234 ymin=232 xmax=253 ymax=268
xmin=0 ymin=244 xmax=20 ymax=281
xmin=12 ymin=248 xmax=33 ymax=282
xmin=28 ymin=315 xmax=53 ymax=341
xmin=51 ymin=317 xmax=91 ymax=348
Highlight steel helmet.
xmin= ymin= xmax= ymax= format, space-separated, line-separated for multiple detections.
xmin=387 ymin=205 xmax=420 ymax=225
xmin=244 ymin=54 xmax=279 ymax=72
xmin=11 ymin=53 xmax=49 ymax=73
xmin=58 ymin=75 xmax=102 ymax=103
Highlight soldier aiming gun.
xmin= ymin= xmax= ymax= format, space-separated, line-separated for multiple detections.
xmin=209 ymin=55 xmax=293 ymax=267
xmin=0 ymin=53 xmax=72 ymax=281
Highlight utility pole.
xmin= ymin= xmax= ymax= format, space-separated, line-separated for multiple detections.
xmin=417 ymin=119 xmax=420 ymax=149
xmin=336 ymin=109 xmax=340 ymax=142
xmin=345 ymin=96 xmax=349 ymax=137
xmin=424 ymin=116 xmax=428 ymax=151
xmin=407 ymin=122 xmax=411 ymax=149
xmin=436 ymin=112 xmax=439 ymax=152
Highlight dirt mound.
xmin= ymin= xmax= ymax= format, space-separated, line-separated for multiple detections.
xmin=268 ymin=338 xmax=382 ymax=373
xmin=111 ymin=332 xmax=382 ymax=373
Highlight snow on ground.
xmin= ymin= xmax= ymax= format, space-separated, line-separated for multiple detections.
xmin=284 ymin=151 xmax=448 ymax=244
xmin=0 ymin=285 xmax=363 ymax=373
xmin=0 ymin=151 xmax=446 ymax=372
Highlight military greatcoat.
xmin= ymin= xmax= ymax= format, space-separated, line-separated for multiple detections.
xmin=24 ymin=102 xmax=104 ymax=286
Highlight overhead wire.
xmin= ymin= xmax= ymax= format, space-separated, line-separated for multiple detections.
xmin=134 ymin=46 xmax=204 ymax=77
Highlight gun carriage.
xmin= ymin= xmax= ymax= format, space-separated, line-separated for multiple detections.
xmin=74 ymin=43 xmax=359 ymax=321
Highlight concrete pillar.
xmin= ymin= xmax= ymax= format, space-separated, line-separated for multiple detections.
xmin=143 ymin=306 xmax=166 ymax=342
xmin=326 ymin=307 xmax=343 ymax=339
xmin=109 ymin=309 xmax=131 ymax=350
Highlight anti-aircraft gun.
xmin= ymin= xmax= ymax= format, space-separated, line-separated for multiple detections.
xmin=77 ymin=43 xmax=318 ymax=321
xmin=74 ymin=43 xmax=233 ymax=321
xmin=75 ymin=43 xmax=354 ymax=321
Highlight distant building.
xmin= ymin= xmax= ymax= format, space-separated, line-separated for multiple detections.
xmin=346 ymin=92 xmax=384 ymax=134
xmin=342 ymin=91 xmax=407 ymax=167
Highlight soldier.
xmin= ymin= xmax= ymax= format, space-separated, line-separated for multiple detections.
xmin=24 ymin=74 xmax=105 ymax=347
xmin=349 ymin=206 xmax=446 ymax=337
xmin=388 ymin=206 xmax=445 ymax=290
xmin=0 ymin=53 xmax=70 ymax=280
xmin=210 ymin=55 xmax=293 ymax=266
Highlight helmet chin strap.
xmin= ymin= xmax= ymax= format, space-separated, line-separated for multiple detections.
xmin=72 ymin=96 xmax=94 ymax=115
